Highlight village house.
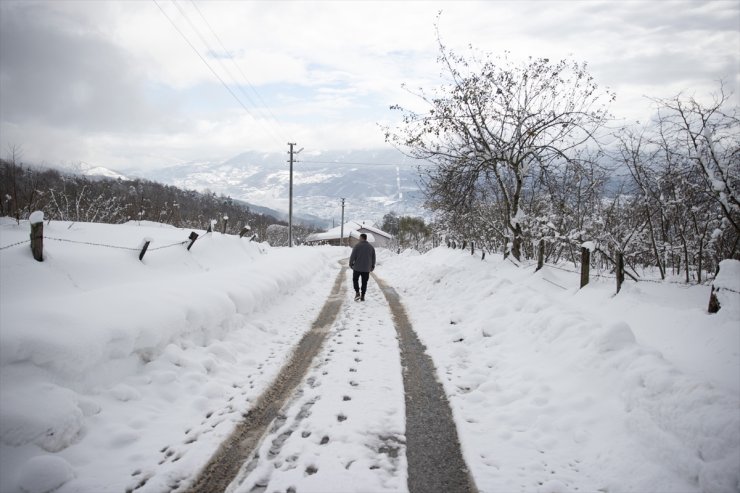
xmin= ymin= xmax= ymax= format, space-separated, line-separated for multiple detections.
xmin=305 ymin=220 xmax=393 ymax=248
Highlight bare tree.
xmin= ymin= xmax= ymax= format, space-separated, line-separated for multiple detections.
xmin=386 ymin=38 xmax=614 ymax=260
xmin=652 ymin=84 xmax=740 ymax=257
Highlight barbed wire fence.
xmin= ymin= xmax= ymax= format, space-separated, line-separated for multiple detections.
xmin=0 ymin=220 xmax=257 ymax=261
xmin=444 ymin=240 xmax=740 ymax=305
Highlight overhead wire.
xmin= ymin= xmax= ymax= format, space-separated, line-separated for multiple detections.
xmin=298 ymin=159 xmax=433 ymax=167
xmin=188 ymin=0 xmax=286 ymax=131
xmin=172 ymin=0 xmax=286 ymax=146
xmin=152 ymin=0 xmax=286 ymax=150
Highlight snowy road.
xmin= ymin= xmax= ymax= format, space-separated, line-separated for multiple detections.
xmin=2 ymin=220 xmax=737 ymax=493
xmin=185 ymin=265 xmax=475 ymax=493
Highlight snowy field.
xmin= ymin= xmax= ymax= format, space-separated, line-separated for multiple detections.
xmin=0 ymin=218 xmax=738 ymax=493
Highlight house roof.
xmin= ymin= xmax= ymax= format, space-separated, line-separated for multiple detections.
xmin=306 ymin=220 xmax=391 ymax=242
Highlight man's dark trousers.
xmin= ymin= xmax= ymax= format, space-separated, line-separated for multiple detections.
xmin=353 ymin=271 xmax=370 ymax=295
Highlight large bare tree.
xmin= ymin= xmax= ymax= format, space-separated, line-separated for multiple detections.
xmin=386 ymin=41 xmax=614 ymax=260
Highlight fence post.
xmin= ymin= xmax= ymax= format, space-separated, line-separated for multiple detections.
xmin=30 ymin=210 xmax=44 ymax=262
xmin=239 ymin=226 xmax=251 ymax=238
xmin=139 ymin=238 xmax=151 ymax=261
xmin=222 ymin=215 xmax=228 ymax=234
xmin=470 ymin=241 xmax=475 ymax=255
xmin=536 ymin=238 xmax=545 ymax=272
xmin=708 ymin=262 xmax=722 ymax=313
xmin=580 ymin=247 xmax=590 ymax=288
xmin=616 ymin=251 xmax=625 ymax=294
xmin=187 ymin=231 xmax=199 ymax=251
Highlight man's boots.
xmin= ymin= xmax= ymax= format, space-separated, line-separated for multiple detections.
xmin=354 ymin=291 xmax=361 ymax=301
xmin=360 ymin=293 xmax=365 ymax=301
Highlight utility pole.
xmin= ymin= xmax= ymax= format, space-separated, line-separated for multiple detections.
xmin=287 ymin=143 xmax=302 ymax=247
xmin=340 ymin=198 xmax=346 ymax=247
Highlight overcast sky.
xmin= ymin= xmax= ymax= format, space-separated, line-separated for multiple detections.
xmin=1 ymin=0 xmax=738 ymax=171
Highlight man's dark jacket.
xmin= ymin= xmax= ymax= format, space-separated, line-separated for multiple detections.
xmin=349 ymin=240 xmax=376 ymax=272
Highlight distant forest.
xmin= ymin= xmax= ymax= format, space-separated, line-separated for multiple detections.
xmin=0 ymin=158 xmax=319 ymax=244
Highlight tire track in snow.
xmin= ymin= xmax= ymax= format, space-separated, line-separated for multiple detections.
xmin=374 ymin=274 xmax=478 ymax=493
xmin=184 ymin=263 xmax=475 ymax=493
xmin=184 ymin=264 xmax=348 ymax=493
xmin=226 ymin=268 xmax=407 ymax=493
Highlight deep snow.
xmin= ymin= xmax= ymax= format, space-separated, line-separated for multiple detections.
xmin=0 ymin=218 xmax=738 ymax=493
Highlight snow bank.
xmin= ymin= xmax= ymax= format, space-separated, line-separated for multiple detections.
xmin=0 ymin=218 xmax=344 ymax=493
xmin=714 ymin=259 xmax=740 ymax=315
xmin=382 ymin=247 xmax=740 ymax=492
xmin=1 ymin=218 xmax=738 ymax=493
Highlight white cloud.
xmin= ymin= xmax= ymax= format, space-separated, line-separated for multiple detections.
xmin=1 ymin=0 xmax=737 ymax=169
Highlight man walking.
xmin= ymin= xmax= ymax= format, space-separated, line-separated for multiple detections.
xmin=349 ymin=233 xmax=376 ymax=301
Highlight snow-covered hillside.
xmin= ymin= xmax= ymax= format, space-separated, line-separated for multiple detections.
xmin=0 ymin=218 xmax=737 ymax=493
xmin=125 ymin=149 xmax=427 ymax=223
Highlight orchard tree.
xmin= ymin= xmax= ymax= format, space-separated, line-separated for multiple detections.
xmin=380 ymin=212 xmax=400 ymax=236
xmin=386 ymin=39 xmax=614 ymax=260
xmin=652 ymin=84 xmax=740 ymax=259
xmin=398 ymin=216 xmax=432 ymax=250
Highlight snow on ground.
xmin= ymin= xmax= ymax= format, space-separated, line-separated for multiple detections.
xmin=380 ymin=248 xmax=740 ymax=493
xmin=228 ymin=268 xmax=407 ymax=493
xmin=1 ymin=218 xmax=738 ymax=493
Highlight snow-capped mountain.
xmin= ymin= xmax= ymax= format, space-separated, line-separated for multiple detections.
xmin=125 ymin=149 xmax=428 ymax=225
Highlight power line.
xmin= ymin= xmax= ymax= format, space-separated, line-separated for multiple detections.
xmin=188 ymin=0 xmax=286 ymax=131
xmin=152 ymin=0 xmax=285 ymax=149
xmin=299 ymin=160 xmax=427 ymax=167
xmin=172 ymin=0 xmax=285 ymax=145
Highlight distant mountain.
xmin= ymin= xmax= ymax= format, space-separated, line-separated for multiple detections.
xmin=64 ymin=161 xmax=129 ymax=180
xmin=123 ymin=149 xmax=429 ymax=226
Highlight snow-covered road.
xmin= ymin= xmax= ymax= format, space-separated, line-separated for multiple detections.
xmin=1 ymin=219 xmax=738 ymax=493
xmin=226 ymin=267 xmax=408 ymax=493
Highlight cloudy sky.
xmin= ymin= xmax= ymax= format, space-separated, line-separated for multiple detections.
xmin=0 ymin=0 xmax=738 ymax=171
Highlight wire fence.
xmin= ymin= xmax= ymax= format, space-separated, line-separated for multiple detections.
xmin=1 ymin=237 xmax=188 ymax=252
xmin=0 ymin=239 xmax=31 ymax=251
xmin=450 ymin=243 xmax=739 ymax=293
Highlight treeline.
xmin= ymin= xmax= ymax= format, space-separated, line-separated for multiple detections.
xmin=386 ymin=44 xmax=739 ymax=283
xmin=379 ymin=212 xmax=436 ymax=252
xmin=0 ymin=158 xmax=318 ymax=243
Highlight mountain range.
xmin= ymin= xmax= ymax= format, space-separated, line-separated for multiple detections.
xmin=110 ymin=149 xmax=430 ymax=228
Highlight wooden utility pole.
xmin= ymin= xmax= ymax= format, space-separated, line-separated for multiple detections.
xmin=287 ymin=143 xmax=303 ymax=248
xmin=340 ymin=198 xmax=346 ymax=247
xmin=288 ymin=142 xmax=295 ymax=248
xmin=288 ymin=143 xmax=295 ymax=247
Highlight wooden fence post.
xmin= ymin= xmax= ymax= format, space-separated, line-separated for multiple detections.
xmin=470 ymin=241 xmax=475 ymax=255
xmin=187 ymin=231 xmax=199 ymax=251
xmin=239 ymin=226 xmax=251 ymax=238
xmin=580 ymin=247 xmax=590 ymax=288
xmin=30 ymin=211 xmax=44 ymax=262
xmin=139 ymin=238 xmax=151 ymax=261
xmin=222 ymin=215 xmax=228 ymax=234
xmin=536 ymin=238 xmax=545 ymax=272
xmin=708 ymin=262 xmax=722 ymax=313
xmin=616 ymin=251 xmax=625 ymax=294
